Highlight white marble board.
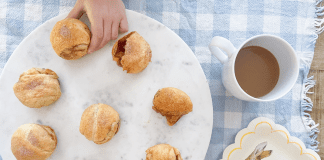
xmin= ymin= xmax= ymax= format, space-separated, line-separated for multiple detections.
xmin=0 ymin=10 xmax=213 ymax=159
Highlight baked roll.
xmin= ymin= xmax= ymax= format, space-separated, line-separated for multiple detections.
xmin=153 ymin=87 xmax=193 ymax=126
xmin=13 ymin=68 xmax=61 ymax=108
xmin=146 ymin=144 xmax=183 ymax=160
xmin=112 ymin=31 xmax=152 ymax=73
xmin=50 ymin=18 xmax=91 ymax=60
xmin=11 ymin=124 xmax=57 ymax=160
xmin=79 ymin=103 xmax=120 ymax=144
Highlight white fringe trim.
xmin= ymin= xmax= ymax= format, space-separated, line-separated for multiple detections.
xmin=301 ymin=67 xmax=319 ymax=151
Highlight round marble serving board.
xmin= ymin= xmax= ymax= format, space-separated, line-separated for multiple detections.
xmin=0 ymin=10 xmax=213 ymax=159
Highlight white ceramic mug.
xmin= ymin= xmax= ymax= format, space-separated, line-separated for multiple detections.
xmin=209 ymin=35 xmax=299 ymax=101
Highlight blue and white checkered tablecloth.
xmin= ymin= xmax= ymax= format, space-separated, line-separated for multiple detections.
xmin=0 ymin=0 xmax=321 ymax=159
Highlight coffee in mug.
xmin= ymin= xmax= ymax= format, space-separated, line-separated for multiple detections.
xmin=235 ymin=46 xmax=280 ymax=98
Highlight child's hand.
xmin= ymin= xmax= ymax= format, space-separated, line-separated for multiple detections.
xmin=67 ymin=0 xmax=128 ymax=54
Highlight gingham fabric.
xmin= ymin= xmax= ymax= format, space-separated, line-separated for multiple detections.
xmin=0 ymin=0 xmax=319 ymax=159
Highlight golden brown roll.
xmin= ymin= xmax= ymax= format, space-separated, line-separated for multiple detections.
xmin=79 ymin=103 xmax=120 ymax=144
xmin=153 ymin=87 xmax=193 ymax=126
xmin=11 ymin=124 xmax=57 ymax=160
xmin=112 ymin=31 xmax=152 ymax=73
xmin=13 ymin=68 xmax=61 ymax=108
xmin=146 ymin=144 xmax=183 ymax=160
xmin=50 ymin=18 xmax=91 ymax=60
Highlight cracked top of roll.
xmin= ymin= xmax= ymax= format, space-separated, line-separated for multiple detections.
xmin=50 ymin=18 xmax=91 ymax=60
xmin=79 ymin=103 xmax=120 ymax=144
xmin=112 ymin=31 xmax=152 ymax=73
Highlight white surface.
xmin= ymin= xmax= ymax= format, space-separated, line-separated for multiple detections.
xmin=0 ymin=10 xmax=213 ymax=159
xmin=209 ymin=35 xmax=299 ymax=102
xmin=221 ymin=117 xmax=321 ymax=160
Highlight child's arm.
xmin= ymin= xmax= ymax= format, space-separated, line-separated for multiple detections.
xmin=67 ymin=0 xmax=128 ymax=54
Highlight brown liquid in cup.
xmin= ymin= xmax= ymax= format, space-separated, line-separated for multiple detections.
xmin=235 ymin=46 xmax=280 ymax=98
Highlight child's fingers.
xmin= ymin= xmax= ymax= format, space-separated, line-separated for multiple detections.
xmin=67 ymin=1 xmax=84 ymax=19
xmin=98 ymin=19 xmax=112 ymax=49
xmin=88 ymin=18 xmax=104 ymax=54
xmin=111 ymin=21 xmax=119 ymax=40
xmin=119 ymin=17 xmax=128 ymax=33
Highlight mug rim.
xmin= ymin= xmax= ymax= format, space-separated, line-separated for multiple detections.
xmin=230 ymin=34 xmax=299 ymax=102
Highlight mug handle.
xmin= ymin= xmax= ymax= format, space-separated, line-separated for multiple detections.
xmin=208 ymin=36 xmax=237 ymax=64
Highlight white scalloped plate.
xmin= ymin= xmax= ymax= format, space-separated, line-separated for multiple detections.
xmin=221 ymin=117 xmax=320 ymax=160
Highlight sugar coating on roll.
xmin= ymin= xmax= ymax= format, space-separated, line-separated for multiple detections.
xmin=146 ymin=144 xmax=183 ymax=160
xmin=79 ymin=103 xmax=120 ymax=144
xmin=153 ymin=87 xmax=193 ymax=126
xmin=50 ymin=18 xmax=91 ymax=60
xmin=13 ymin=68 xmax=61 ymax=108
xmin=11 ymin=124 xmax=57 ymax=160
xmin=112 ymin=31 xmax=152 ymax=73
